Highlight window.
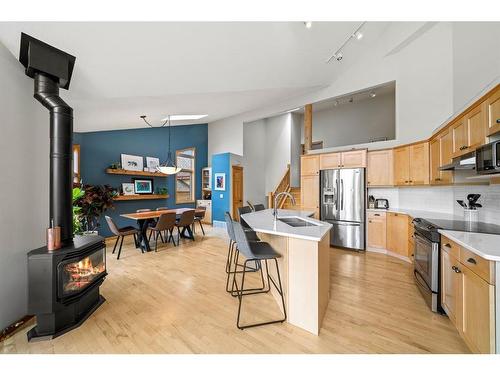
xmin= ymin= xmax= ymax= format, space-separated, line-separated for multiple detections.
xmin=73 ymin=144 xmax=81 ymax=185
xmin=175 ymin=147 xmax=196 ymax=204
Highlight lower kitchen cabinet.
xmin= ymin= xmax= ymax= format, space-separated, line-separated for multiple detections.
xmin=441 ymin=235 xmax=496 ymax=354
xmin=386 ymin=212 xmax=410 ymax=257
xmin=367 ymin=212 xmax=386 ymax=249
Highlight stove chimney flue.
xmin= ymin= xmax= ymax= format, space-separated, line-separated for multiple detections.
xmin=19 ymin=33 xmax=76 ymax=245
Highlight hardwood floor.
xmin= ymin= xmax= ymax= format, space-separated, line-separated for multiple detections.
xmin=1 ymin=226 xmax=469 ymax=354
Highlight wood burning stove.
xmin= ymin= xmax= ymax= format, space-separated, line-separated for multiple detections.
xmin=20 ymin=33 xmax=107 ymax=341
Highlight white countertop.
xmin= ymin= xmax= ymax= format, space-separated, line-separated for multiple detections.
xmin=241 ymin=209 xmax=332 ymax=242
xmin=438 ymin=230 xmax=500 ymax=262
xmin=367 ymin=208 xmax=460 ymax=221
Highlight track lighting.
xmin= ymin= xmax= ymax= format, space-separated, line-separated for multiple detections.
xmin=354 ymin=31 xmax=363 ymax=40
xmin=326 ymin=21 xmax=366 ymax=63
xmin=348 ymin=97 xmax=354 ymax=103
xmin=335 ymin=52 xmax=343 ymax=61
xmin=333 ymin=100 xmax=339 ymax=107
xmin=304 ymin=21 xmax=312 ymax=29
xmin=369 ymin=91 xmax=376 ymax=98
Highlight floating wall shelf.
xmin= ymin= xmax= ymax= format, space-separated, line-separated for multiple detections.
xmin=113 ymin=194 xmax=169 ymax=201
xmin=106 ymin=168 xmax=168 ymax=177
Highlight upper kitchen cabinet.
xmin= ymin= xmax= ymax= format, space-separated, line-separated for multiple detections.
xmin=367 ymin=149 xmax=393 ymax=187
xmin=452 ymin=102 xmax=487 ymax=158
xmin=319 ymin=150 xmax=367 ymax=170
xmin=485 ymin=86 xmax=500 ymax=136
xmin=301 ymin=154 xmax=320 ymax=176
xmin=393 ymin=142 xmax=429 ymax=186
xmin=430 ymin=129 xmax=453 ymax=185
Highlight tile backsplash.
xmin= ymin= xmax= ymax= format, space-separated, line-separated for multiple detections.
xmin=368 ymin=184 xmax=500 ymax=225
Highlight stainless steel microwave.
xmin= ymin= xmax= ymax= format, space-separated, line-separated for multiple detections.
xmin=476 ymin=140 xmax=500 ymax=174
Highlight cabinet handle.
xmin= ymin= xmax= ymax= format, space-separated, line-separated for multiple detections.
xmin=452 ymin=265 xmax=462 ymax=273
xmin=467 ymin=257 xmax=477 ymax=265
xmin=496 ymin=119 xmax=500 ymax=124
xmin=444 ymin=243 xmax=451 ymax=248
xmin=369 ymin=220 xmax=372 ymax=223
xmin=374 ymin=214 xmax=380 ymax=216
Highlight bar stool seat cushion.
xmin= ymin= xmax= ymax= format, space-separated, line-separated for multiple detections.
xmin=247 ymin=241 xmax=281 ymax=260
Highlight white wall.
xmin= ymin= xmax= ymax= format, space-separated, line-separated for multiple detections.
xmin=0 ymin=41 xmax=49 ymax=329
xmin=304 ymin=91 xmax=396 ymax=148
xmin=265 ymin=114 xmax=292 ymax=194
xmin=209 ymin=22 xmax=459 ymax=157
xmin=243 ymin=119 xmax=267 ymax=205
xmin=452 ymin=22 xmax=500 ymax=112
xmin=368 ymin=185 xmax=500 ymax=225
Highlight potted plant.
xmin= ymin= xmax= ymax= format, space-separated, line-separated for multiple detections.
xmin=72 ymin=186 xmax=85 ymax=235
xmin=74 ymin=184 xmax=117 ymax=234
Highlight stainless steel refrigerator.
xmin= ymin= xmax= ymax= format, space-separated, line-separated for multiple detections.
xmin=320 ymin=168 xmax=365 ymax=250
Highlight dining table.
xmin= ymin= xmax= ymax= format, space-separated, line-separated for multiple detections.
xmin=121 ymin=207 xmax=205 ymax=252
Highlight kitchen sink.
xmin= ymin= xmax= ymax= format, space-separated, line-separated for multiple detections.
xmin=277 ymin=216 xmax=320 ymax=227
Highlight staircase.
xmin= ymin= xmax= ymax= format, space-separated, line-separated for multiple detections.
xmin=283 ymin=187 xmax=301 ymax=209
xmin=268 ymin=165 xmax=302 ymax=210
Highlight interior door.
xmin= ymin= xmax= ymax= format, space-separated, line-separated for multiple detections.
xmin=232 ymin=165 xmax=243 ymax=220
xmin=338 ymin=168 xmax=364 ymax=222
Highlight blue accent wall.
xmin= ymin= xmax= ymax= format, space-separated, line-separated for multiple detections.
xmin=211 ymin=153 xmax=231 ymax=223
xmin=76 ymin=124 xmax=208 ymax=237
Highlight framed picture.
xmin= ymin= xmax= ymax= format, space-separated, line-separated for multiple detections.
xmin=121 ymin=154 xmax=143 ymax=171
xmin=133 ymin=178 xmax=153 ymax=194
xmin=121 ymin=183 xmax=135 ymax=196
xmin=214 ymin=173 xmax=225 ymax=191
xmin=146 ymin=156 xmax=160 ymax=172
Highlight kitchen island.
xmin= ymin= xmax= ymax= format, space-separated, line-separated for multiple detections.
xmin=240 ymin=209 xmax=332 ymax=335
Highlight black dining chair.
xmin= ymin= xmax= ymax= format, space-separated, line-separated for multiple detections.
xmin=105 ymin=216 xmax=140 ymax=260
xmin=192 ymin=207 xmax=206 ymax=235
xmin=174 ymin=209 xmax=196 ymax=245
xmin=149 ymin=213 xmax=177 ymax=251
xmin=231 ymin=220 xmax=286 ymax=329
xmin=253 ymin=204 xmax=265 ymax=211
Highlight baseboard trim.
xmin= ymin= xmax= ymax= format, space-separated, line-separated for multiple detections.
xmin=0 ymin=315 xmax=34 ymax=343
xmin=366 ymin=247 xmax=412 ymax=264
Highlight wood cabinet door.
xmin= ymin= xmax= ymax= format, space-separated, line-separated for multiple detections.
xmin=367 ymin=150 xmax=393 ymax=186
xmin=440 ymin=129 xmax=454 ymax=184
xmin=430 ymin=138 xmax=441 ymax=184
xmin=451 ymin=117 xmax=467 ymax=158
xmin=367 ymin=214 xmax=386 ymax=249
xmin=300 ymin=175 xmax=319 ymax=218
xmin=486 ymin=87 xmax=500 ymax=136
xmin=319 ymin=153 xmax=341 ymax=170
xmin=393 ymin=147 xmax=410 ymax=186
xmin=341 ymin=150 xmax=367 ymax=168
xmin=409 ymin=142 xmax=429 ymax=185
xmin=465 ymin=103 xmax=486 ymax=151
xmin=461 ymin=266 xmax=495 ymax=354
xmin=301 ymin=155 xmax=320 ymax=176
xmin=386 ymin=213 xmax=409 ymax=256
xmin=441 ymin=250 xmax=461 ymax=326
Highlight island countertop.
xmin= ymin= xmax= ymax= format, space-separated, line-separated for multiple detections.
xmin=240 ymin=208 xmax=332 ymax=242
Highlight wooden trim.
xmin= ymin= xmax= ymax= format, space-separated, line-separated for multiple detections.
xmin=106 ymin=168 xmax=168 ymax=177
xmin=0 ymin=315 xmax=34 ymax=343
xmin=175 ymin=147 xmax=196 ymax=204
xmin=304 ymin=104 xmax=313 ymax=153
xmin=114 ymin=194 xmax=169 ymax=201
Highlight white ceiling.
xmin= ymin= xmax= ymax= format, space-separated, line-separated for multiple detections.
xmin=0 ymin=22 xmax=390 ymax=132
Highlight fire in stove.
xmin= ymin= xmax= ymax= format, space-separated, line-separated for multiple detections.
xmin=63 ymin=255 xmax=106 ymax=293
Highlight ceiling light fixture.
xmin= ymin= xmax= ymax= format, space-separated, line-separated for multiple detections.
xmin=348 ymin=97 xmax=354 ymax=103
xmin=369 ymin=91 xmax=376 ymax=98
xmin=140 ymin=115 xmax=181 ymax=175
xmin=326 ymin=21 xmax=366 ymax=63
xmin=304 ymin=21 xmax=312 ymax=29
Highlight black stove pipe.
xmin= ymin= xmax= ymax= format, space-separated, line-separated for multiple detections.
xmin=34 ymin=73 xmax=74 ymax=244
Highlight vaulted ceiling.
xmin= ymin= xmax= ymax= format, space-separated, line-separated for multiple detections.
xmin=0 ymin=22 xmax=390 ymax=131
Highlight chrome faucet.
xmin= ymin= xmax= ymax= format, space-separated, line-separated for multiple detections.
xmin=273 ymin=191 xmax=296 ymax=219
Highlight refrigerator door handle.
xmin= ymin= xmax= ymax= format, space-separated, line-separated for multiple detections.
xmin=340 ymin=179 xmax=344 ymax=211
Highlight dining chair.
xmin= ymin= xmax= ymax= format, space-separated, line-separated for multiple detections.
xmin=253 ymin=204 xmax=265 ymax=211
xmin=192 ymin=207 xmax=206 ymax=235
xmin=231 ymin=220 xmax=286 ymax=329
xmin=105 ymin=216 xmax=141 ymax=260
xmin=149 ymin=213 xmax=177 ymax=252
xmin=174 ymin=209 xmax=196 ymax=245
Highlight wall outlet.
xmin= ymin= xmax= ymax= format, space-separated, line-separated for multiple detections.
xmin=219 ymin=193 xmax=223 ymax=199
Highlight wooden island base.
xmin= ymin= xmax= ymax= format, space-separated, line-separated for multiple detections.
xmin=258 ymin=231 xmax=330 ymax=335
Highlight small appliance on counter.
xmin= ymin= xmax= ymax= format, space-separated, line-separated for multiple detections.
xmin=375 ymin=198 xmax=389 ymax=209
xmin=368 ymin=195 xmax=375 ymax=209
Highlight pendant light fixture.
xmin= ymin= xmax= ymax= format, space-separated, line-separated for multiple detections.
xmin=140 ymin=114 xmax=181 ymax=175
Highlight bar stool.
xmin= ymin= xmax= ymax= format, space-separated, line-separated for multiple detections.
xmin=230 ymin=221 xmax=287 ymax=329
xmin=253 ymin=204 xmax=265 ymax=211
xmin=237 ymin=206 xmax=253 ymax=229
xmin=224 ymin=212 xmax=261 ymax=293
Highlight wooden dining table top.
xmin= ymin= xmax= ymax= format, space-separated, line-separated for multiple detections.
xmin=121 ymin=207 xmax=204 ymax=220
